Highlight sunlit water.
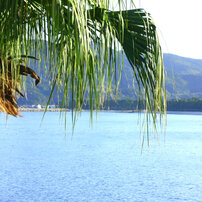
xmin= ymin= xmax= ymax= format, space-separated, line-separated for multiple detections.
xmin=0 ymin=112 xmax=201 ymax=202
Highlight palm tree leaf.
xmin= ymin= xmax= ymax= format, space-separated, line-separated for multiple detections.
xmin=0 ymin=1 xmax=166 ymax=141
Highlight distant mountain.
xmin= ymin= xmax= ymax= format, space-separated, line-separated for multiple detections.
xmin=109 ymin=53 xmax=202 ymax=99
xmin=164 ymin=54 xmax=202 ymax=98
xmin=18 ymin=53 xmax=202 ymax=106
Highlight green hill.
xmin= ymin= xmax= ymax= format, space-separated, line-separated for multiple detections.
xmin=18 ymin=53 xmax=202 ymax=106
xmin=164 ymin=54 xmax=202 ymax=98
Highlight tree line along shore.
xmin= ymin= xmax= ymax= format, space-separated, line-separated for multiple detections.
xmin=19 ymin=98 xmax=202 ymax=112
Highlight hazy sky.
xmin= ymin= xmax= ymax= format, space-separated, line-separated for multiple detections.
xmin=129 ymin=0 xmax=202 ymax=59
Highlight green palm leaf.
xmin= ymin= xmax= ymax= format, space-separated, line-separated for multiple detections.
xmin=0 ymin=0 xmax=166 ymax=142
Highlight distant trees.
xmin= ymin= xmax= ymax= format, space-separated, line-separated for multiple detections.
xmin=167 ymin=98 xmax=202 ymax=111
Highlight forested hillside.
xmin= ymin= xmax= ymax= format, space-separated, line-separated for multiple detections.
xmin=18 ymin=53 xmax=202 ymax=107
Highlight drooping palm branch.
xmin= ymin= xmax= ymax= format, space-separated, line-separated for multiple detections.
xmin=0 ymin=0 xmax=166 ymax=136
xmin=0 ymin=55 xmax=40 ymax=116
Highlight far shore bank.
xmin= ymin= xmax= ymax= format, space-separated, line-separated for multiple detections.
xmin=19 ymin=108 xmax=202 ymax=114
xmin=19 ymin=108 xmax=139 ymax=113
xmin=19 ymin=108 xmax=69 ymax=112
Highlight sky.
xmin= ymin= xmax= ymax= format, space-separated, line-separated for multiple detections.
xmin=127 ymin=0 xmax=202 ymax=59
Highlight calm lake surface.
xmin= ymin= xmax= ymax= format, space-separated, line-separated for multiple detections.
xmin=0 ymin=112 xmax=201 ymax=202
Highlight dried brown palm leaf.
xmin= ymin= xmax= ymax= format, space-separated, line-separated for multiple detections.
xmin=0 ymin=57 xmax=40 ymax=116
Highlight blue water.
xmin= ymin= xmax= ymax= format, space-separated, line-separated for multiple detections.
xmin=0 ymin=112 xmax=201 ymax=202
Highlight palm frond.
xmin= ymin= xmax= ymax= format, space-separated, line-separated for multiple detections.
xmin=0 ymin=0 xmax=166 ymax=139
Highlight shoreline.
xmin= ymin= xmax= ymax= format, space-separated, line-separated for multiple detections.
xmin=19 ymin=108 xmax=139 ymax=113
xmin=19 ymin=108 xmax=69 ymax=112
xmin=18 ymin=108 xmax=202 ymax=114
